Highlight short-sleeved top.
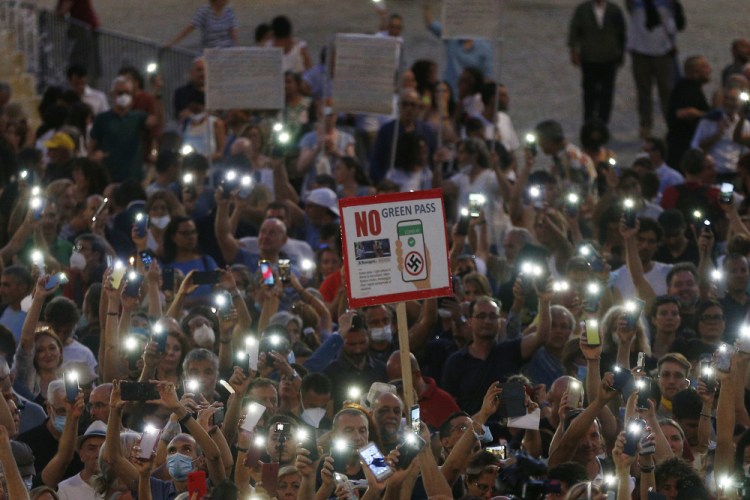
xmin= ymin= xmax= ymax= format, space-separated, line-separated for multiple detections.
xmin=168 ymin=255 xmax=218 ymax=297
xmin=441 ymin=338 xmax=524 ymax=416
xmin=58 ymin=0 xmax=99 ymax=29
xmin=191 ymin=5 xmax=238 ymax=48
xmin=90 ymin=110 xmax=148 ymax=181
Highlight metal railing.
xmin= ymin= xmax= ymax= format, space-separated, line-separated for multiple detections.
xmin=0 ymin=0 xmax=198 ymax=122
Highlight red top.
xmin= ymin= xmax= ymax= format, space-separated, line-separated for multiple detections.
xmin=59 ymin=0 xmax=100 ymax=29
xmin=418 ymin=376 xmax=461 ymax=430
xmin=319 ymin=271 xmax=341 ymax=303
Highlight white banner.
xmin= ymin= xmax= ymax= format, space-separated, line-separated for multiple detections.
xmin=333 ymin=34 xmax=400 ymax=115
xmin=204 ymin=47 xmax=284 ymax=110
xmin=441 ymin=0 xmax=502 ymax=40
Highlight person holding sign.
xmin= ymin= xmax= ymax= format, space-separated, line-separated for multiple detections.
xmin=165 ymin=0 xmax=238 ymax=50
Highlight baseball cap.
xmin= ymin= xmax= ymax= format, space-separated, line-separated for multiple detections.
xmin=306 ymin=188 xmax=340 ymax=217
xmin=44 ymin=132 xmax=75 ymax=152
xmin=77 ymin=420 xmax=107 ymax=449
xmin=10 ymin=441 xmax=35 ymax=477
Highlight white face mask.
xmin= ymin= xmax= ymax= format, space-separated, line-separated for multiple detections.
xmin=191 ymin=112 xmax=207 ymax=122
xmin=69 ymin=251 xmax=86 ymax=270
xmin=115 ymin=93 xmax=132 ymax=109
xmin=300 ymin=407 xmax=326 ymax=428
xmin=370 ymin=325 xmax=393 ymax=343
xmin=192 ymin=324 xmax=215 ymax=348
xmin=150 ymin=215 xmax=170 ymax=229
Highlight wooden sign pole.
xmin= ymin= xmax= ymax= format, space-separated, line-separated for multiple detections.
xmin=396 ymin=301 xmax=415 ymax=408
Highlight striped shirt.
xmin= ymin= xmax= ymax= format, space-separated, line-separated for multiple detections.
xmin=191 ymin=5 xmax=238 ymax=48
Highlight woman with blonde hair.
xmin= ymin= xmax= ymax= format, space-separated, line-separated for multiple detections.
xmin=600 ymin=303 xmax=653 ymax=370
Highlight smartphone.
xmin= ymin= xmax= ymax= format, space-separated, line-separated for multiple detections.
xmin=584 ymin=318 xmax=600 ymax=346
xmin=637 ymin=352 xmax=646 ymax=372
xmin=612 ymin=365 xmax=633 ymax=394
xmin=123 ymin=271 xmax=144 ymax=297
xmin=409 ymin=405 xmax=420 ymax=434
xmin=623 ymin=198 xmax=636 ymax=228
xmin=111 ymin=262 xmax=126 ymax=289
xmin=214 ymin=290 xmax=233 ymax=319
xmin=715 ymin=343 xmax=733 ymax=373
xmin=187 ymin=470 xmax=207 ymax=498
xmin=91 ymin=197 xmax=109 ymax=222
xmin=274 ymin=422 xmax=292 ymax=435
xmin=213 ymin=407 xmax=225 ymax=426
xmin=720 ymin=183 xmax=734 ymax=204
xmin=499 ymin=381 xmax=526 ymax=418
xmin=456 ymin=208 xmax=470 ymax=236
xmin=468 ymin=193 xmax=484 ymax=218
xmin=260 ymin=260 xmax=275 ymax=286
xmin=624 ymin=418 xmax=646 ymax=456
xmin=182 ymin=173 xmax=197 ymax=198
xmin=636 ymin=377 xmax=653 ymax=410
xmin=624 ymin=299 xmax=645 ymax=329
xmin=19 ymin=169 xmax=36 ymax=184
xmin=524 ymin=133 xmax=537 ymax=156
xmin=238 ymin=175 xmax=253 ymax=199
xmin=64 ymin=372 xmax=79 ymax=403
xmin=485 ymin=445 xmax=507 ymax=460
xmin=161 ymin=267 xmax=174 ymax=292
xmin=192 ymin=270 xmax=220 ymax=285
xmin=297 ymin=428 xmax=320 ymax=461
xmin=139 ymin=250 xmax=153 ymax=268
xmin=278 ymin=259 xmax=291 ymax=283
xmin=244 ymin=434 xmax=264 ymax=468
xmin=358 ymin=442 xmax=394 ymax=482
xmin=331 ymin=439 xmax=353 ymax=474
xmin=529 ymin=185 xmax=545 ymax=210
xmin=45 ymin=272 xmax=69 ymax=290
xmin=240 ymin=402 xmax=266 ymax=432
xmin=568 ymin=380 xmax=583 ymax=409
xmin=397 ymin=220 xmax=428 ymax=282
xmin=699 ymin=359 xmax=716 ymax=392
xmin=260 ymin=463 xmax=280 ymax=497
xmin=394 ymin=433 xmax=425 ymax=469
xmin=565 ymin=192 xmax=580 ymax=217
xmin=579 ymin=243 xmax=604 ymax=273
xmin=30 ymin=196 xmax=46 ymax=221
xmin=138 ymin=426 xmax=161 ymax=459
xmin=120 ymin=382 xmax=160 ymax=401
xmin=583 ymin=282 xmax=602 ymax=313
xmin=245 ymin=336 xmax=259 ymax=372
xmin=134 ymin=213 xmax=149 ymax=238
xmin=152 ymin=325 xmax=168 ymax=353
xmin=221 ymin=170 xmax=239 ymax=199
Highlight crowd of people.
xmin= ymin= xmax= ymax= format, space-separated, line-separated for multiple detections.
xmin=1 ymin=0 xmax=750 ymax=499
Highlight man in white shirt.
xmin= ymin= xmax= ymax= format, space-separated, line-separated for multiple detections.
xmin=691 ymin=86 xmax=750 ymax=177
xmin=67 ymin=64 xmax=109 ymax=115
xmin=609 ymin=217 xmax=672 ymax=299
xmin=57 ymin=421 xmax=106 ymax=500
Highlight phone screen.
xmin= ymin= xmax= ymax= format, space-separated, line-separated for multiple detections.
xmin=260 ymin=261 xmax=275 ymax=286
xmin=358 ymin=442 xmax=393 ymax=481
xmin=410 ymin=405 xmax=420 ymax=433
xmin=139 ymin=428 xmax=161 ymax=459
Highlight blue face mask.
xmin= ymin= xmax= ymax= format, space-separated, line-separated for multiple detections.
xmin=167 ymin=453 xmax=194 ymax=481
xmin=53 ymin=415 xmax=66 ymax=433
xmin=23 ymin=477 xmax=33 ymax=491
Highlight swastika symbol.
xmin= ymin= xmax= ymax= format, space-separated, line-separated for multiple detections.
xmin=404 ymin=251 xmax=424 ymax=276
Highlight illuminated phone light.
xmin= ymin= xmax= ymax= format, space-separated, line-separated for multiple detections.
xmin=719 ymin=343 xmax=727 ymax=353
xmin=692 ymin=209 xmax=703 ymax=220
xmin=225 ymin=170 xmax=237 ymax=181
xmin=114 ymin=260 xmax=124 ymax=270
xmin=587 ymin=319 xmax=598 ymax=329
xmin=741 ymin=91 xmax=750 ymax=102
xmin=31 ymin=186 xmax=41 ymax=197
xmin=268 ymin=335 xmax=281 ymax=346
xmin=528 ymin=186 xmax=541 ymax=199
xmin=29 ymin=197 xmax=42 ymax=209
xmin=182 ymin=172 xmax=194 ymax=184
xmin=129 ymin=257 xmax=135 ymax=267
xmin=186 ymin=379 xmax=200 ymax=392
xmin=272 ymin=122 xmax=283 ymax=133
xmin=627 ymin=422 xmax=641 ymax=436
xmin=635 ymin=379 xmax=645 ymax=390
xmin=711 ymin=269 xmax=723 ymax=281
xmin=153 ymin=323 xmax=164 ymax=335
xmin=622 ymin=198 xmax=635 ymax=209
xmin=567 ymin=193 xmax=579 ymax=205
xmin=124 ymin=336 xmax=139 ymax=351
xmin=20 ymin=170 xmax=28 ymax=179
xmin=702 ymin=366 xmax=714 ymax=377
xmin=472 ymin=194 xmax=486 ymax=205
xmin=624 ymin=300 xmax=636 ymax=312
xmin=253 ymin=435 xmax=266 ymax=448
xmin=30 ymin=250 xmax=43 ymax=264
xmin=552 ymin=281 xmax=569 ymax=292
xmin=67 ymin=371 xmax=79 ymax=382
xmin=604 ymin=474 xmax=617 ymax=487
xmin=301 ymin=259 xmax=315 ymax=271
xmin=525 ymin=133 xmax=536 ymax=144
xmin=460 ymin=207 xmax=469 ymax=217
xmin=58 ymin=272 xmax=67 ymax=282
xmin=241 ymin=175 xmax=252 ymax=187
xmin=180 ymin=145 xmax=194 ymax=156
xmin=296 ymin=428 xmax=309 ymax=442
xmin=144 ymin=424 xmax=158 ymax=434
xmin=333 ymin=438 xmax=348 ymax=451
xmin=128 ymin=271 xmax=138 ymax=281
xmin=347 ymin=386 xmax=362 ymax=400
xmin=579 ymin=245 xmax=591 ymax=257
xmin=146 ymin=62 xmax=158 ymax=74
xmin=214 ymin=294 xmax=227 ymax=308
xmin=608 ymin=158 xmax=617 ymax=166
xmin=245 ymin=336 xmax=257 ymax=347
xmin=741 ymin=325 xmax=750 ymax=338
xmin=135 ymin=213 xmax=144 ymax=222
xmin=278 ymin=131 xmax=291 ymax=144
xmin=570 ymin=380 xmax=580 ymax=390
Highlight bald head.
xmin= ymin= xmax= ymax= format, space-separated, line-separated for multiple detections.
xmin=386 ymin=350 xmax=419 ymax=381
xmin=89 ymin=383 xmax=113 ymax=422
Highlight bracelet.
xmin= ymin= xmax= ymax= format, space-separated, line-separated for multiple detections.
xmin=236 ymin=447 xmax=248 ymax=453
xmin=639 ymin=465 xmax=655 ymax=473
xmin=178 ymin=412 xmax=193 ymax=427
xmin=700 ymin=413 xmax=712 ymax=419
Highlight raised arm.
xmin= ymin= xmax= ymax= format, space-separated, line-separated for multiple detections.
xmin=165 ymin=270 xmax=197 ymax=319
xmin=621 ymin=219 xmax=656 ymax=304
xmin=103 ymin=381 xmax=139 ymax=488
xmin=42 ymin=391 xmax=84 ymax=486
xmin=0 ymin=425 xmax=29 ymax=500
xmin=214 ymin=189 xmax=240 ymax=265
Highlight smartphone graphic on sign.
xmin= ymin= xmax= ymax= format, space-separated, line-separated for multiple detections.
xmin=397 ymin=220 xmax=427 ymax=282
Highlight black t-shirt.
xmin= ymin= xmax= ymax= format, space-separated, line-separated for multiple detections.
xmin=666 ymin=78 xmax=709 ymax=167
xmin=654 ymin=239 xmax=700 ymax=266
xmin=17 ymin=420 xmax=84 ymax=481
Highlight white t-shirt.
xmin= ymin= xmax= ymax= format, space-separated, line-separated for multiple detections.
xmin=63 ymin=340 xmax=98 ymax=373
xmin=58 ymin=473 xmax=102 ymax=500
xmin=609 ymin=261 xmax=673 ymax=298
xmin=447 ymin=166 xmax=507 ymax=250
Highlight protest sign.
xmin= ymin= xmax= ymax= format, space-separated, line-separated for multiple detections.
xmin=333 ymin=34 xmax=400 ymax=115
xmin=440 ymin=0 xmax=502 ymax=40
xmin=204 ymin=47 xmax=284 ymax=110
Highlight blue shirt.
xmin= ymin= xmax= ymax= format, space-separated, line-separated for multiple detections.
xmin=441 ymin=338 xmax=524 ymax=416
xmin=522 ymin=346 xmax=564 ymax=389
xmin=192 ymin=5 xmax=238 ymax=48
xmin=169 ymin=255 xmax=218 ymax=297
xmin=427 ymin=21 xmax=494 ymax=96
xmin=0 ymin=307 xmax=25 ymax=342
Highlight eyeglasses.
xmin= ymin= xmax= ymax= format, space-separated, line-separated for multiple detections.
xmin=473 ymin=313 xmax=500 ymax=321
xmin=699 ymin=314 xmax=723 ymax=322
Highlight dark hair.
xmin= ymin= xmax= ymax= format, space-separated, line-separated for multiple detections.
xmin=44 ymin=296 xmax=81 ymax=330
xmin=438 ymin=411 xmax=471 ymax=439
xmin=75 ymin=233 xmax=113 ymax=262
xmin=117 ymin=65 xmax=145 ymax=90
xmin=2 ymin=265 xmax=33 ymax=290
xmin=254 ymin=22 xmax=271 ymax=43
xmin=696 ymin=299 xmax=722 ymax=318
xmin=65 ymin=101 xmax=94 ymax=137
xmin=162 ymin=215 xmax=194 ymax=264
xmin=535 ymin=120 xmax=564 ymax=143
xmin=637 ymin=217 xmax=663 ymax=242
xmin=671 ymin=388 xmax=702 ymax=420
xmin=666 ymin=262 xmax=698 ymax=288
xmin=640 ymin=171 xmax=660 ymax=201
xmin=301 ymin=372 xmax=332 ymax=395
xmin=70 ymin=158 xmax=110 ymax=196
xmin=547 ymin=462 xmax=589 ymax=489
xmin=680 ymin=149 xmax=707 ymax=176
xmin=265 ymin=201 xmax=289 ymax=218
xmin=339 ymin=156 xmax=372 ymax=187
xmin=156 ymin=149 xmax=180 ymax=174
xmin=650 ymin=295 xmax=681 ymax=319
xmin=0 ymin=326 xmax=16 ymax=368
xmin=411 ymin=59 xmax=436 ymax=95
xmin=646 ymin=136 xmax=668 ymax=159
xmin=460 ymin=66 xmax=484 ymax=96
xmin=579 ymin=119 xmax=610 ymax=151
xmin=17 ymin=148 xmax=43 ymax=170
xmin=113 ymin=179 xmax=146 ymax=207
xmin=66 ymin=64 xmax=88 ymax=79
xmin=655 ymin=457 xmax=704 ymax=492
xmin=182 ymin=152 xmax=210 ymax=172
xmin=479 ymin=82 xmax=497 ymax=107
xmin=271 ymin=15 xmax=292 ymax=38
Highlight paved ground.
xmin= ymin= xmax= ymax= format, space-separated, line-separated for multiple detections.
xmin=29 ymin=0 xmax=747 ymax=161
